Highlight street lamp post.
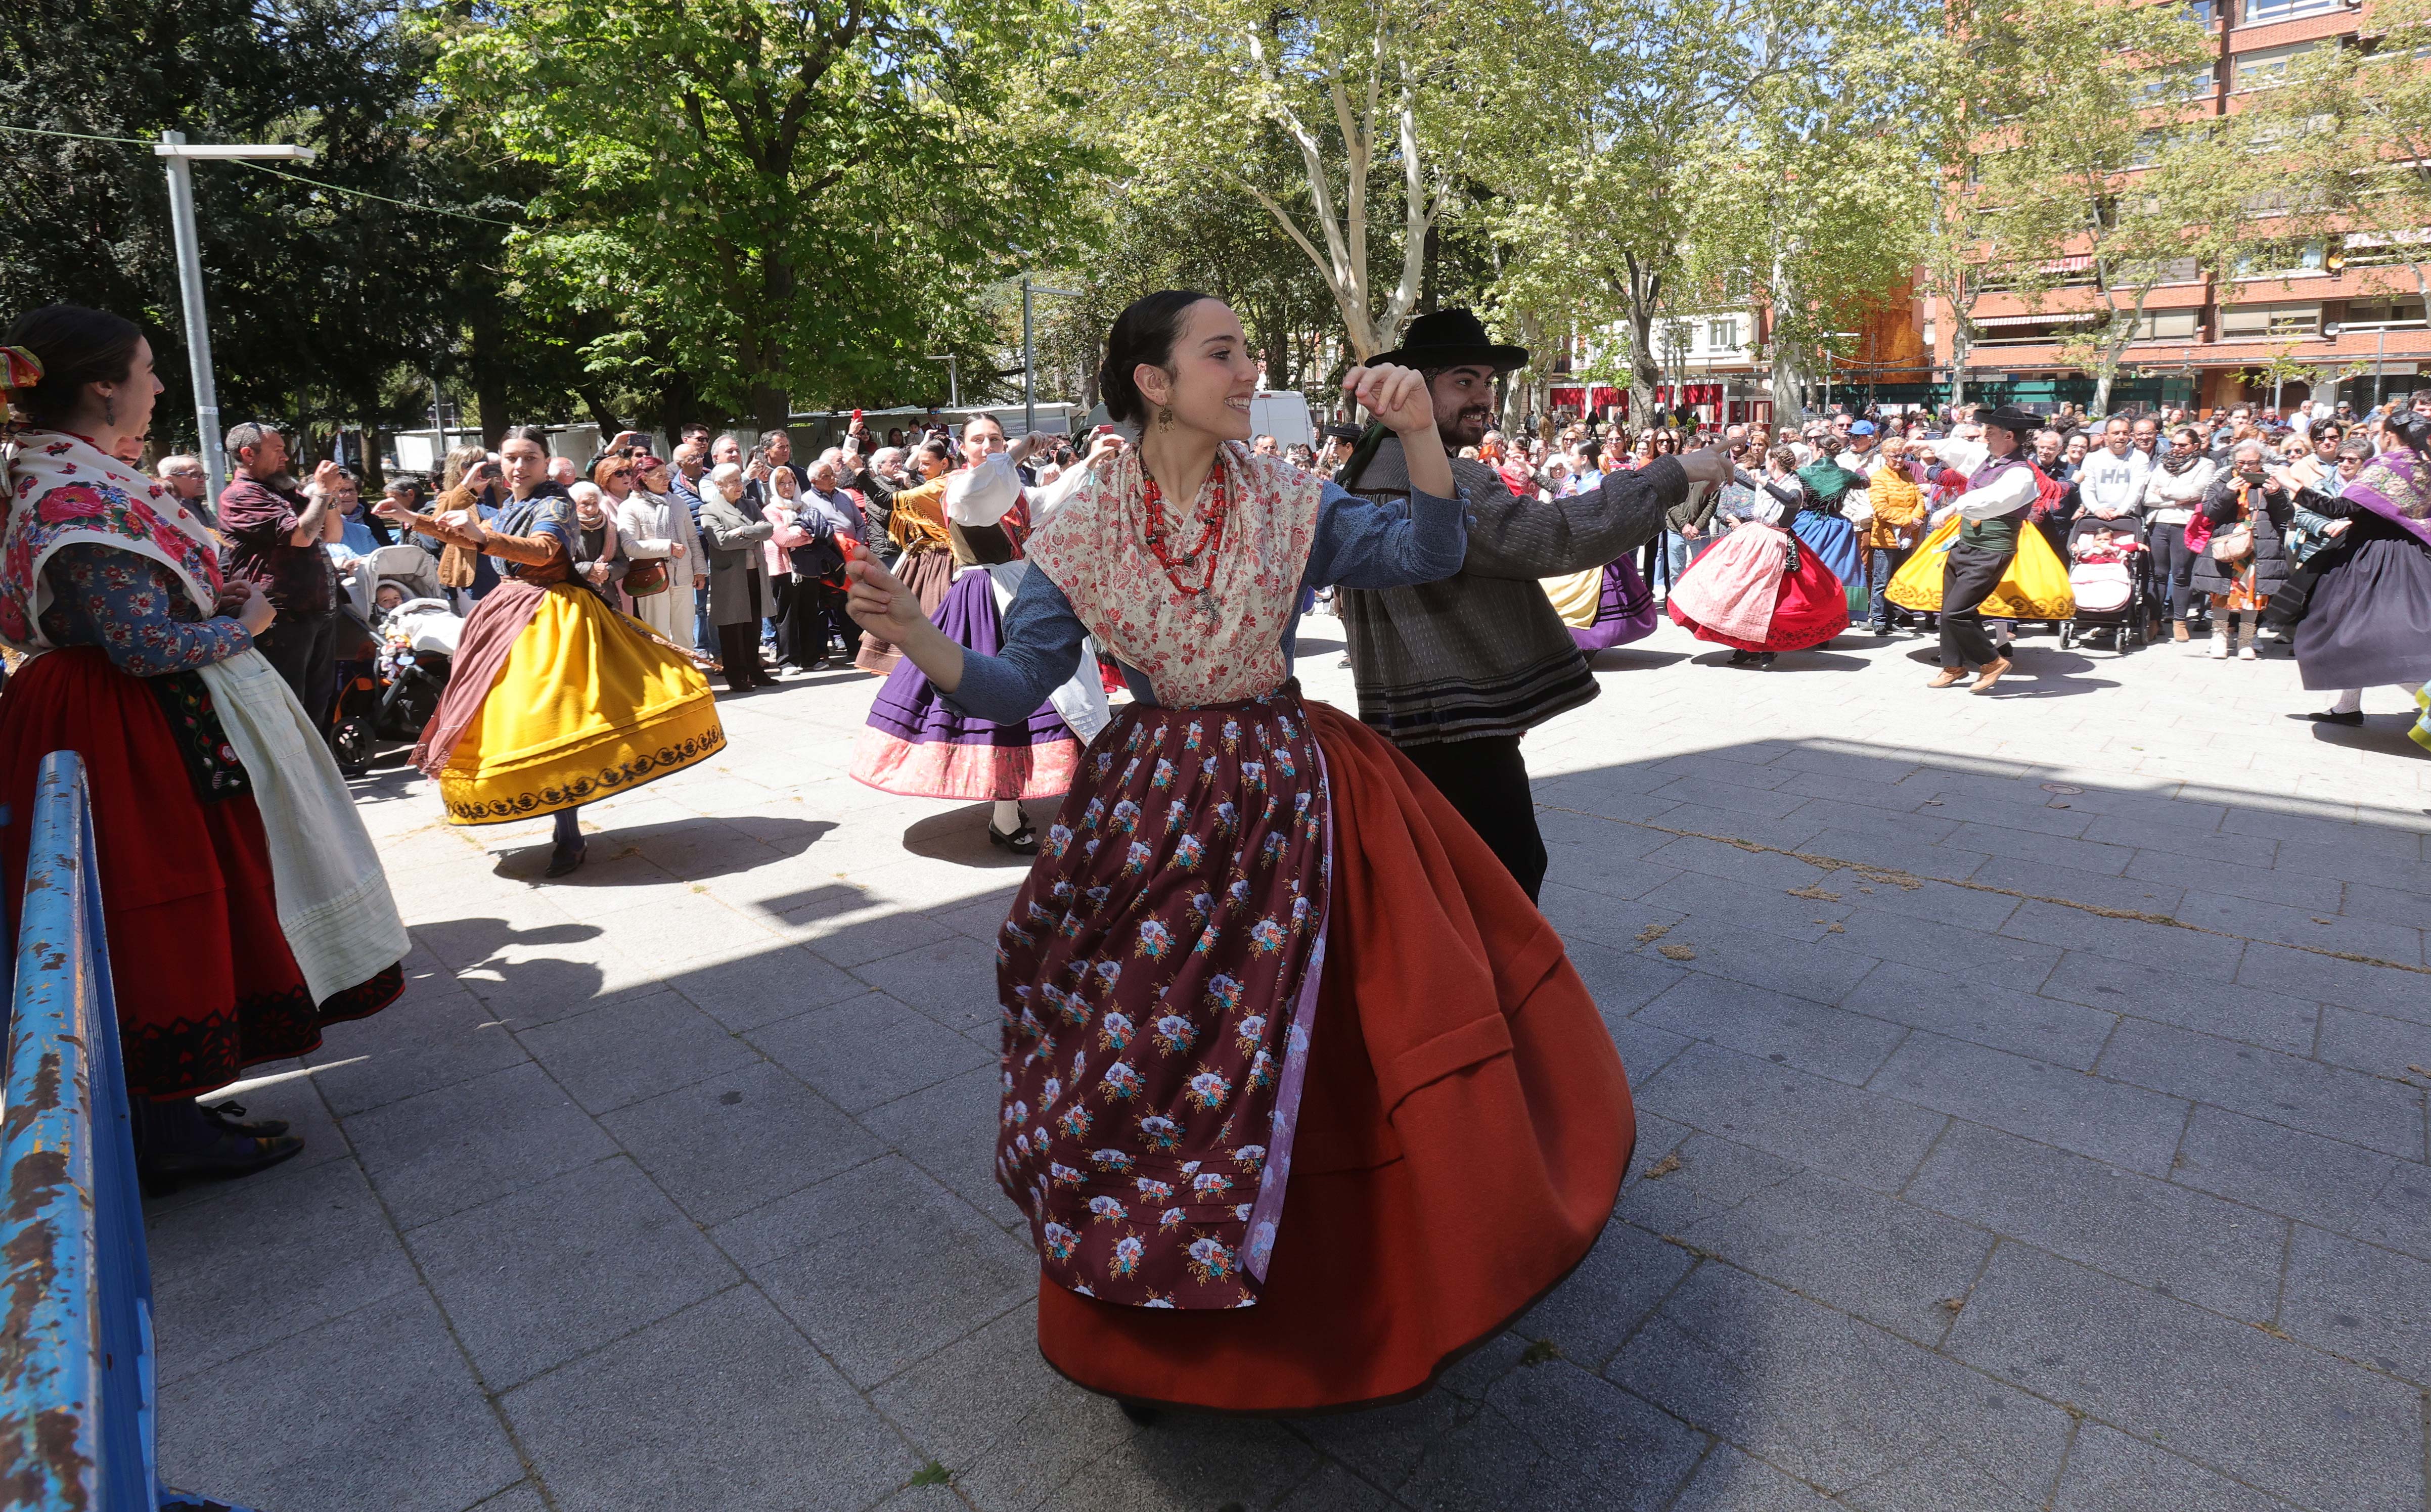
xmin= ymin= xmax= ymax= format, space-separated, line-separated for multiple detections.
xmin=924 ymin=354 xmax=961 ymax=409
xmin=156 ymin=131 xmax=316 ymax=498
xmin=1021 ymin=276 xmax=1083 ymax=436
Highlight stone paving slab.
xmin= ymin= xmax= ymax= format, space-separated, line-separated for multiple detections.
xmin=148 ymin=615 xmax=2431 ymax=1509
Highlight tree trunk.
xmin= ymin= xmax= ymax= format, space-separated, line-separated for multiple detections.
xmin=575 ymin=386 xmax=623 ymax=433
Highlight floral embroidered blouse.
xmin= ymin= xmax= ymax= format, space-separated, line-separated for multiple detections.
xmin=948 ymin=476 xmax=1465 ymax=722
xmin=36 ymin=543 xmax=254 ymax=677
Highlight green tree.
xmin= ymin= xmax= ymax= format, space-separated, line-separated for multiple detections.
xmin=1084 ymin=0 xmax=1551 ymax=360
xmin=1489 ymin=0 xmax=1930 ymax=424
xmin=1951 ymin=0 xmax=2237 ymax=414
xmin=1 ymin=0 xmax=509 ymax=456
xmin=434 ymin=0 xmax=1101 ymax=433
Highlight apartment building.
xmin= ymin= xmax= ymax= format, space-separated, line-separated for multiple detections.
xmin=1932 ymin=0 xmax=2431 ymax=414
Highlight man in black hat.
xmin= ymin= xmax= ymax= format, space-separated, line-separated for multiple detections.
xmin=1921 ymin=403 xmax=2044 ymax=693
xmin=1333 ymin=309 xmax=1731 ymax=901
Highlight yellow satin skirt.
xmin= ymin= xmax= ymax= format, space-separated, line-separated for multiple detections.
xmin=1540 ymin=566 xmax=1603 ymax=629
xmin=1886 ymin=514 xmax=2077 ymax=619
xmin=439 ymin=584 xmax=723 ymax=824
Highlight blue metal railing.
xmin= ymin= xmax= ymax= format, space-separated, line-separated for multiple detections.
xmin=0 ymin=751 xmax=255 ymax=1512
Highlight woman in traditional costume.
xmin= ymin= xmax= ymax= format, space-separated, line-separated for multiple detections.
xmin=1791 ymin=439 xmax=1869 ymax=613
xmin=850 ymin=439 xmax=955 ymax=674
xmin=378 ymin=428 xmax=724 ymax=878
xmin=844 ymin=291 xmax=1634 ymax=1416
xmin=2293 ymin=410 xmax=2431 ymax=747
xmin=0 ymin=306 xmax=409 ymax=1188
xmin=1539 ymin=552 xmax=1657 ymax=654
xmin=848 ymin=417 xmax=1109 ymax=854
xmin=1665 ymin=451 xmax=1852 ymax=666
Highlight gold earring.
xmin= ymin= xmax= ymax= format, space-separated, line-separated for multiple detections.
xmin=1157 ymin=405 xmax=1174 ymax=430
xmin=103 ymin=391 xmax=116 ymax=426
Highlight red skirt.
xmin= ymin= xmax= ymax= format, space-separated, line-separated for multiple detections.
xmin=0 ymin=648 xmax=402 ymax=1098
xmin=1034 ymin=702 xmax=1634 ymax=1412
xmin=1667 ymin=546 xmax=1851 ymax=653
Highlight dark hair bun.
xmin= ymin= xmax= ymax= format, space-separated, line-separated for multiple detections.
xmin=3 ymin=305 xmax=142 ymax=429
xmin=2388 ymin=410 xmax=2431 ymax=454
xmin=1098 ymin=290 xmax=1215 ymax=426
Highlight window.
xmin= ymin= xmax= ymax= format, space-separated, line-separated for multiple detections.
xmin=1708 ymin=318 xmax=1739 ymax=349
xmin=2139 ymin=64 xmax=2218 ymax=102
xmin=2241 ymin=0 xmax=2343 ymax=23
xmin=2234 ymin=239 xmax=2329 ymax=278
xmin=2236 ymin=40 xmax=2322 ymax=90
xmin=2185 ymin=0 xmax=2219 ymax=23
xmin=2343 ymin=295 xmax=2430 ymax=325
xmin=2132 ymin=309 xmax=2201 ymax=339
xmin=2160 ymin=255 xmax=2202 ymax=283
xmin=1660 ymin=321 xmax=1693 ymax=353
xmin=2219 ymin=302 xmax=2322 ymax=337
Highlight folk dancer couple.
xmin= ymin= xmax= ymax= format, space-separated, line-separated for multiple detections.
xmin=845 ymin=296 xmax=1728 ymax=1416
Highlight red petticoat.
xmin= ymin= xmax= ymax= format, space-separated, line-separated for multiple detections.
xmin=0 ymin=648 xmax=402 ymax=1098
xmin=1032 ymin=702 xmax=1634 ymax=1412
xmin=1667 ymin=548 xmax=1851 ymax=653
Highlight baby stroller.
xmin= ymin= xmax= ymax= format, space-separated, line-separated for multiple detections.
xmin=2059 ymin=514 xmax=2148 ymax=654
xmin=374 ymin=598 xmax=464 ymax=746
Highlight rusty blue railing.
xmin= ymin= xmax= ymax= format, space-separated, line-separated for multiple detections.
xmin=0 ymin=751 xmax=256 ymax=1512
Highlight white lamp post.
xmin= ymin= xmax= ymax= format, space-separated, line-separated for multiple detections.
xmin=155 ymin=131 xmax=316 ymax=497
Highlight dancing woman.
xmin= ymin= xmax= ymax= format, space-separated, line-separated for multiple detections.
xmin=1665 ymin=450 xmax=1852 ymax=665
xmin=2294 ymin=410 xmax=2431 ymax=745
xmin=846 ymin=291 xmax=1634 ymax=1415
xmin=378 ymin=428 xmax=724 ymax=877
xmin=0 ymin=306 xmax=408 ymax=1187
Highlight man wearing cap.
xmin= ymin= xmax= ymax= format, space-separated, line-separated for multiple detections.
xmin=1333 ymin=309 xmax=1731 ymax=901
xmin=1920 ymin=404 xmax=2045 ymax=693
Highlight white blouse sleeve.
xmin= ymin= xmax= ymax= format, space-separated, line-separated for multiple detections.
xmin=945 ymin=453 xmax=1027 ymax=526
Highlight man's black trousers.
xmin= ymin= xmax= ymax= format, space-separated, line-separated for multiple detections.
xmin=1395 ymin=734 xmax=1548 ymax=904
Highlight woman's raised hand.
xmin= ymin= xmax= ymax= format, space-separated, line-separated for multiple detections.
xmin=845 ymin=557 xmax=921 ymax=635
xmin=1341 ymin=362 xmax=1438 ymax=440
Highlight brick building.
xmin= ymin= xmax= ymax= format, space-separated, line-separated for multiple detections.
xmin=1933 ymin=0 xmax=2431 ymax=415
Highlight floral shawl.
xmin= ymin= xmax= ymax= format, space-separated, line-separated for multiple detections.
xmin=2341 ymin=445 xmax=2431 ymax=551
xmin=1 ymin=430 xmax=224 ymax=652
xmin=1022 ymin=442 xmax=1325 ymax=707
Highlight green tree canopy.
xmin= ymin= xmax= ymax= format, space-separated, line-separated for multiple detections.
xmin=434 ymin=0 xmax=1105 ymax=431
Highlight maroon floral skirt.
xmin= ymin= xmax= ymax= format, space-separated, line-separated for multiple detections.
xmin=995 ymin=683 xmax=1331 ymax=1310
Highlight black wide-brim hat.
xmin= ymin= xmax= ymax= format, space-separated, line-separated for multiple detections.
xmin=1977 ymin=404 xmax=2045 ymax=439
xmin=1364 ymin=308 xmax=1530 ymax=374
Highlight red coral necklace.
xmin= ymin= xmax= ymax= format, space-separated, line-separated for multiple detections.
xmin=1140 ymin=469 xmax=1231 ymax=597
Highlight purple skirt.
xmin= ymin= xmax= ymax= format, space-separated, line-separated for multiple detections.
xmin=1572 ymin=557 xmax=1659 ymax=652
xmin=849 ymin=569 xmax=1081 ymax=800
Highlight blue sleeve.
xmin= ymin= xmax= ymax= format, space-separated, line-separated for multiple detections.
xmin=940 ymin=568 xmax=1090 ymax=723
xmin=1304 ymin=478 xmax=1468 ymax=590
xmin=529 ymin=498 xmax=579 ymax=554
xmin=42 ymin=544 xmax=254 ymax=676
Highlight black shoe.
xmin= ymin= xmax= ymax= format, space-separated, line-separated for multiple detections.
xmin=203 ymin=1100 xmax=289 ymax=1138
xmin=2306 ymin=709 xmax=2365 ymax=726
xmin=1753 ymin=652 xmax=1777 ymax=668
xmin=988 ymin=821 xmax=1039 ymax=855
xmin=1117 ymin=1399 xmax=1161 ymax=1427
xmin=545 ymin=840 xmax=588 ymax=878
xmin=141 ymin=1133 xmax=304 ymax=1194
xmin=1728 ymin=650 xmax=1752 ymax=666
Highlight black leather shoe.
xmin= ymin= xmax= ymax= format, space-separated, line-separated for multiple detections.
xmin=142 ymin=1133 xmax=304 ymax=1194
xmin=988 ymin=822 xmax=1039 ymax=855
xmin=2306 ymin=709 xmax=2365 ymax=726
xmin=204 ymin=1100 xmax=289 ymax=1138
xmin=545 ymin=840 xmax=588 ymax=878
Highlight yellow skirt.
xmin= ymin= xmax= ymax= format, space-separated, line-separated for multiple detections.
xmin=1540 ymin=567 xmax=1603 ymax=629
xmin=439 ymin=584 xmax=724 ymax=824
xmin=1886 ymin=514 xmax=2076 ymax=619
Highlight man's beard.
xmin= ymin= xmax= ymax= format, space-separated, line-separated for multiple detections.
xmin=1439 ymin=402 xmax=1494 ymax=450
xmin=263 ymin=469 xmax=299 ymax=491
